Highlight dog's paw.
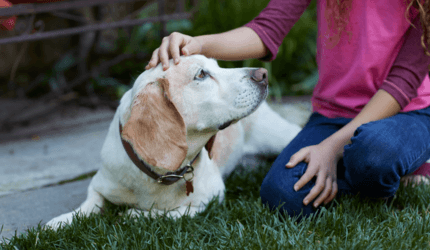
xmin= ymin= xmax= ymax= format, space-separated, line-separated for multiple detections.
xmin=124 ymin=208 xmax=143 ymax=217
xmin=44 ymin=212 xmax=75 ymax=230
xmin=122 ymin=208 xmax=180 ymax=219
xmin=118 ymin=208 xmax=145 ymax=223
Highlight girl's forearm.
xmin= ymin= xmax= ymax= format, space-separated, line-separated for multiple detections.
xmin=195 ymin=27 xmax=268 ymax=61
xmin=323 ymin=89 xmax=401 ymax=152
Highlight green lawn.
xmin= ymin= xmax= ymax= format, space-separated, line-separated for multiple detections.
xmin=1 ymin=159 xmax=429 ymax=249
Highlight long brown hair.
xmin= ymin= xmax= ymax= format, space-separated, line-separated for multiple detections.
xmin=407 ymin=0 xmax=430 ymax=55
xmin=327 ymin=0 xmax=430 ymax=56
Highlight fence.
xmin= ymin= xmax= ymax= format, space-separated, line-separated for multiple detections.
xmin=0 ymin=0 xmax=197 ymax=133
xmin=0 ymin=0 xmax=197 ymax=44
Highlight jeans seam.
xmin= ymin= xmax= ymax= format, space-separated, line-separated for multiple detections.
xmin=407 ymin=142 xmax=430 ymax=175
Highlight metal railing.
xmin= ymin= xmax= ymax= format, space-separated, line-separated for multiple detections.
xmin=0 ymin=0 xmax=196 ymax=44
xmin=0 ymin=0 xmax=197 ymax=133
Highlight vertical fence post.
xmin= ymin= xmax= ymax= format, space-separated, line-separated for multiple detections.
xmin=158 ymin=0 xmax=166 ymax=39
xmin=191 ymin=0 xmax=197 ymax=10
xmin=177 ymin=0 xmax=185 ymax=13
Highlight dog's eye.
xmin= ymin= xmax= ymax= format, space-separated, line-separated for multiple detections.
xmin=195 ymin=69 xmax=208 ymax=80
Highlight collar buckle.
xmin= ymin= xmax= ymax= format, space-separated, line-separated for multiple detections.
xmin=157 ymin=165 xmax=194 ymax=184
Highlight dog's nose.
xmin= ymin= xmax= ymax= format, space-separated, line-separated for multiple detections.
xmin=251 ymin=68 xmax=268 ymax=86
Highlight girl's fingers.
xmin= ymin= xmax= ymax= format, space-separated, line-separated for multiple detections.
xmin=146 ymin=33 xmax=200 ymax=70
xmin=182 ymin=42 xmax=196 ymax=56
xmin=159 ymin=37 xmax=171 ymax=70
xmin=146 ymin=48 xmax=160 ymax=70
xmin=286 ymin=147 xmax=309 ymax=168
xmin=183 ymin=37 xmax=202 ymax=56
xmin=294 ymin=161 xmax=317 ymax=192
xmin=324 ymin=181 xmax=338 ymax=205
xmin=169 ymin=32 xmax=183 ymax=65
xmin=302 ymin=169 xmax=326 ymax=205
xmin=313 ymin=177 xmax=333 ymax=207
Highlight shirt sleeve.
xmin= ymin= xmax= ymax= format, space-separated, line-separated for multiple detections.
xmin=380 ymin=16 xmax=430 ymax=109
xmin=243 ymin=0 xmax=312 ymax=61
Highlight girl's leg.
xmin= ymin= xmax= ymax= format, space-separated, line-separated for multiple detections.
xmin=260 ymin=113 xmax=353 ymax=218
xmin=343 ymin=106 xmax=430 ymax=198
xmin=260 ymin=106 xmax=430 ymax=218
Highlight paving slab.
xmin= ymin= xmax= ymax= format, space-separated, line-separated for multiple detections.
xmin=0 ymin=121 xmax=112 ymax=197
xmin=0 ymin=179 xmax=91 ymax=241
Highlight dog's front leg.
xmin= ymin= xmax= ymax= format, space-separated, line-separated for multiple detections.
xmin=45 ymin=182 xmax=104 ymax=230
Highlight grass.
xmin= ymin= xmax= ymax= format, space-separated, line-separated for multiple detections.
xmin=1 ymin=159 xmax=430 ymax=249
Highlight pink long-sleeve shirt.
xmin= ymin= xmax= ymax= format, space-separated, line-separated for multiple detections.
xmin=245 ymin=0 xmax=430 ymax=118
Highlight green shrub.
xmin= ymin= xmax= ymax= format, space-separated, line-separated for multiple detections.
xmin=112 ymin=0 xmax=318 ymax=100
xmin=7 ymin=0 xmax=317 ymax=100
xmin=185 ymin=0 xmax=318 ymax=99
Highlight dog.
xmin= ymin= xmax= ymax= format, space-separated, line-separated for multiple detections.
xmin=45 ymin=55 xmax=302 ymax=229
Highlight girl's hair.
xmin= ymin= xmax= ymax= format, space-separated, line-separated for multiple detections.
xmin=327 ymin=0 xmax=430 ymax=56
xmin=407 ymin=0 xmax=430 ymax=56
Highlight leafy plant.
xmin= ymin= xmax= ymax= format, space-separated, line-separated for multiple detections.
xmin=111 ymin=0 xmax=318 ymax=100
xmin=184 ymin=0 xmax=318 ymax=99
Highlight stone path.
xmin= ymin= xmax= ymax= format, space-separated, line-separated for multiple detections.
xmin=0 ymin=121 xmax=111 ymax=197
xmin=0 ymin=179 xmax=91 ymax=240
xmin=0 ymin=97 xmax=312 ymax=241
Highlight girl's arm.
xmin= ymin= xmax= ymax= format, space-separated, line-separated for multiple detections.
xmin=195 ymin=27 xmax=268 ymax=61
xmin=146 ymin=0 xmax=312 ymax=70
xmin=380 ymin=16 xmax=430 ymax=109
xmin=146 ymin=27 xmax=269 ymax=71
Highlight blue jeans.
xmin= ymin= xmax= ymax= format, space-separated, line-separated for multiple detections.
xmin=260 ymin=106 xmax=430 ymax=218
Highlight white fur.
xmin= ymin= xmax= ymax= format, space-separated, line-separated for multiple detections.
xmin=45 ymin=55 xmax=302 ymax=229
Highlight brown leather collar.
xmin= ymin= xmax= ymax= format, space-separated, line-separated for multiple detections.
xmin=119 ymin=122 xmax=205 ymax=185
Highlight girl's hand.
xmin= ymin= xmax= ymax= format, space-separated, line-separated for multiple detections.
xmin=145 ymin=32 xmax=202 ymax=71
xmin=285 ymin=140 xmax=344 ymax=208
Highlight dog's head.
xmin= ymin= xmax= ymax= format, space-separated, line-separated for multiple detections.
xmin=121 ymin=55 xmax=268 ymax=171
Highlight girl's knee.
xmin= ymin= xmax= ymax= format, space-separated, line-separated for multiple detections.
xmin=260 ymin=161 xmax=317 ymax=218
xmin=343 ymin=122 xmax=402 ymax=197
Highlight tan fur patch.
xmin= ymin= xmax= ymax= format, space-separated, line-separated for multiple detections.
xmin=121 ymin=79 xmax=188 ymax=171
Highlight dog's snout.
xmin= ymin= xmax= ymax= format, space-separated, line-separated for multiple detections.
xmin=251 ymin=68 xmax=268 ymax=86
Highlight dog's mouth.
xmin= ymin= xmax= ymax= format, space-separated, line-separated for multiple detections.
xmin=218 ymin=119 xmax=238 ymax=130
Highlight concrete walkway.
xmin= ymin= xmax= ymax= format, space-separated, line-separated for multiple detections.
xmin=0 ymin=179 xmax=91 ymax=240
xmin=0 ymin=97 xmax=312 ymax=241
xmin=0 ymin=121 xmax=111 ymax=197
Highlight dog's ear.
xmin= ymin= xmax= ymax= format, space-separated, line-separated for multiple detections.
xmin=121 ymin=78 xmax=188 ymax=171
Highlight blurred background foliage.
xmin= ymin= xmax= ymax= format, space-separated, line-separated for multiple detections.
xmin=4 ymin=0 xmax=317 ymax=102
xmin=187 ymin=0 xmax=317 ymax=100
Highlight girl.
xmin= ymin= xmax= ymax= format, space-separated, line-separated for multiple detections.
xmin=146 ymin=0 xmax=430 ymax=218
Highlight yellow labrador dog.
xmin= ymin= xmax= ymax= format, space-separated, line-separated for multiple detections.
xmin=46 ymin=55 xmax=301 ymax=229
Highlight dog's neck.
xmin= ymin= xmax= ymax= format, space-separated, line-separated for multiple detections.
xmin=119 ymin=120 xmax=217 ymax=178
xmin=139 ymin=131 xmax=216 ymax=179
xmin=183 ymin=132 xmax=216 ymax=166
